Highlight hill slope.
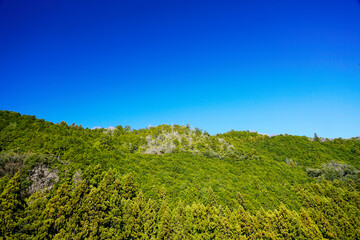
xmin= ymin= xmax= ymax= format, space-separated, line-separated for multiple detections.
xmin=0 ymin=110 xmax=359 ymax=239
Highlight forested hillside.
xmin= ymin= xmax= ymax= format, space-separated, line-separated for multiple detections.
xmin=1 ymin=110 xmax=360 ymax=239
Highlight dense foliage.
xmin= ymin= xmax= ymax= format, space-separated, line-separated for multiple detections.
xmin=0 ymin=110 xmax=359 ymax=239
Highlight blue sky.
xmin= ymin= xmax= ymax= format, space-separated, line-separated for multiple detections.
xmin=1 ymin=0 xmax=360 ymax=138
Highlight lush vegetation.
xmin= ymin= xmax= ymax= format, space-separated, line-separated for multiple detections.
xmin=0 ymin=110 xmax=359 ymax=239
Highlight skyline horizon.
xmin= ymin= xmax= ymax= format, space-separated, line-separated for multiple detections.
xmin=1 ymin=0 xmax=360 ymax=139
xmin=2 ymin=109 xmax=359 ymax=139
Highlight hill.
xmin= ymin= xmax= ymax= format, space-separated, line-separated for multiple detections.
xmin=0 ymin=110 xmax=359 ymax=239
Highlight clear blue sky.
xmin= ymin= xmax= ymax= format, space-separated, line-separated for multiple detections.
xmin=1 ymin=0 xmax=360 ymax=138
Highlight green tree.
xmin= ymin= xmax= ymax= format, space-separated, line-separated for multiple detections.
xmin=0 ymin=172 xmax=25 ymax=238
xmin=122 ymin=172 xmax=137 ymax=200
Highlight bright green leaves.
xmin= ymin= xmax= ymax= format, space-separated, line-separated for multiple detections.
xmin=0 ymin=172 xmax=25 ymax=237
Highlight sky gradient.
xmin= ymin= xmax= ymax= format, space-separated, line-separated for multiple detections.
xmin=1 ymin=0 xmax=360 ymax=138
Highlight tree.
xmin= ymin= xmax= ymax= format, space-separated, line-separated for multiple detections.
xmin=314 ymin=133 xmax=320 ymax=142
xmin=122 ymin=172 xmax=137 ymax=200
xmin=0 ymin=172 xmax=25 ymax=237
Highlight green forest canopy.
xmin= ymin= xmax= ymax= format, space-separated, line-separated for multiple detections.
xmin=0 ymin=110 xmax=359 ymax=239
